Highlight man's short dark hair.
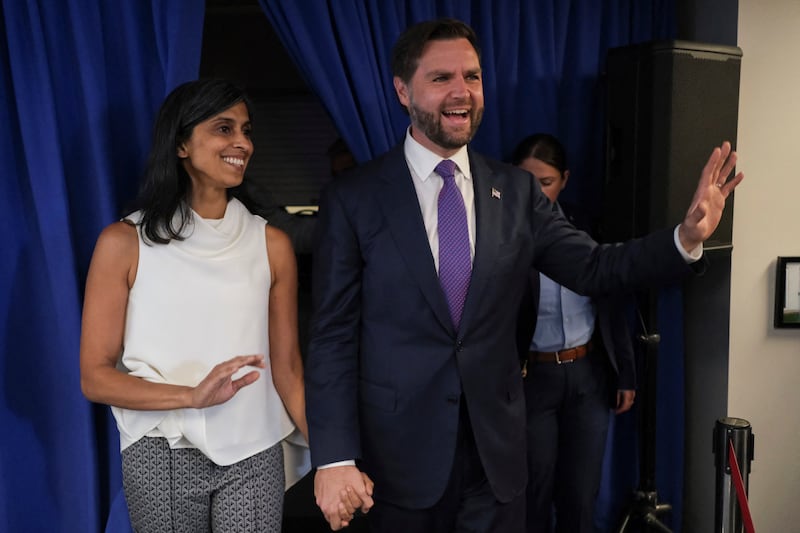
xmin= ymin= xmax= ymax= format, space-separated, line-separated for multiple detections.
xmin=390 ymin=18 xmax=481 ymax=83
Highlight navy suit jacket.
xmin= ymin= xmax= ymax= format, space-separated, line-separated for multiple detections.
xmin=306 ymin=144 xmax=691 ymax=509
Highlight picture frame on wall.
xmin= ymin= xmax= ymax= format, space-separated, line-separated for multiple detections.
xmin=774 ymin=256 xmax=800 ymax=328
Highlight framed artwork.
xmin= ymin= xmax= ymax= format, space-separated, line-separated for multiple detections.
xmin=774 ymin=257 xmax=800 ymax=328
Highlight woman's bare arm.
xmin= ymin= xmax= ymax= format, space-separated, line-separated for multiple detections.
xmin=266 ymin=225 xmax=308 ymax=441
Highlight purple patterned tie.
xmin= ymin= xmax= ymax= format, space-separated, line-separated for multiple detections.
xmin=436 ymin=159 xmax=471 ymax=330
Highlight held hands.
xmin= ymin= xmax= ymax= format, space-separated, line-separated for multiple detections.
xmin=315 ymin=465 xmax=375 ymax=530
xmin=678 ymin=141 xmax=744 ymax=252
xmin=189 ymin=354 xmax=265 ymax=409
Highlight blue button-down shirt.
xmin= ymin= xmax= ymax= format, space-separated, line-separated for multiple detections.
xmin=529 ymin=273 xmax=596 ymax=352
xmin=529 ymin=203 xmax=596 ymax=352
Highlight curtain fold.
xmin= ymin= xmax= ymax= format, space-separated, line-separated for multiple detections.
xmin=0 ymin=1 xmax=204 ymax=531
xmin=259 ymin=1 xmax=404 ymax=163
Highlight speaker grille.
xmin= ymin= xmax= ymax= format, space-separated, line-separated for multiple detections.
xmin=602 ymin=41 xmax=742 ymax=249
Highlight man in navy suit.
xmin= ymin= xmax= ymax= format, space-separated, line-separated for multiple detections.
xmin=306 ymin=18 xmax=743 ymax=533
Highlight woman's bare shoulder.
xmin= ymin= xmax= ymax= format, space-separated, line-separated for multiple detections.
xmin=90 ymin=220 xmax=140 ymax=280
xmin=264 ymin=224 xmax=293 ymax=256
xmin=96 ymin=220 xmax=138 ymax=250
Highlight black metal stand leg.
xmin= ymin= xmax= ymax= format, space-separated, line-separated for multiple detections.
xmin=617 ymin=290 xmax=673 ymax=533
xmin=618 ymin=490 xmax=673 ymax=533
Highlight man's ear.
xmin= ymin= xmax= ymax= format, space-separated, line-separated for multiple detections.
xmin=561 ymin=169 xmax=570 ymax=190
xmin=393 ymin=76 xmax=410 ymax=108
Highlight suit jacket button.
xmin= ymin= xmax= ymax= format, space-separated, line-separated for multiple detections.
xmin=446 ymin=395 xmax=459 ymax=404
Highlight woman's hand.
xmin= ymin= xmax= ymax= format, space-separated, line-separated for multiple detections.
xmin=189 ymin=354 xmax=266 ymax=408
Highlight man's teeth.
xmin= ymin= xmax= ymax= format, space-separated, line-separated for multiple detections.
xmin=223 ymin=156 xmax=245 ymax=166
xmin=443 ymin=110 xmax=468 ymax=117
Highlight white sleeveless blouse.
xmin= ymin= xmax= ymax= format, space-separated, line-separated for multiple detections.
xmin=112 ymin=198 xmax=308 ymax=484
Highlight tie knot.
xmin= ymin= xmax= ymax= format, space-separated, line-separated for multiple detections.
xmin=435 ymin=159 xmax=457 ymax=181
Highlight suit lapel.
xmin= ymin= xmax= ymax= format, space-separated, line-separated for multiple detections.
xmin=374 ymin=146 xmax=454 ymax=333
xmin=459 ymin=151 xmax=503 ymax=332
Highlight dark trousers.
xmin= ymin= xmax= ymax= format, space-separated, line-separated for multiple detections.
xmin=369 ymin=402 xmax=525 ymax=533
xmin=524 ymin=353 xmax=611 ymax=533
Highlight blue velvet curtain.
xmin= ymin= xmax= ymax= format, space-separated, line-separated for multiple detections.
xmin=259 ymin=1 xmax=682 ymax=531
xmin=0 ymin=1 xmax=204 ymax=531
xmin=259 ymin=0 xmax=674 ymax=215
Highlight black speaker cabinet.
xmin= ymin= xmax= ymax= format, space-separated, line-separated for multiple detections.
xmin=602 ymin=41 xmax=742 ymax=249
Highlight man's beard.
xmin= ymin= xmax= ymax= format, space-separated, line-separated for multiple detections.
xmin=408 ymin=100 xmax=483 ymax=150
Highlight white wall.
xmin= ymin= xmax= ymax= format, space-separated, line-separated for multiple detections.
xmin=733 ymin=1 xmax=800 ymax=529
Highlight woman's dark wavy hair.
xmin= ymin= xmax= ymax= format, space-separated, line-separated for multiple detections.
xmin=133 ymin=79 xmax=253 ymax=244
xmin=510 ymin=133 xmax=569 ymax=177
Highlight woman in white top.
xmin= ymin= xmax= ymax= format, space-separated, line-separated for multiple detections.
xmin=80 ymin=79 xmax=312 ymax=532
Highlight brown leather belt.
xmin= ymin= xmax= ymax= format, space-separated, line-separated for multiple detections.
xmin=528 ymin=341 xmax=593 ymax=365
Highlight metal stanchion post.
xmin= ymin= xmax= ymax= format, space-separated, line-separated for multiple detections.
xmin=713 ymin=417 xmax=755 ymax=533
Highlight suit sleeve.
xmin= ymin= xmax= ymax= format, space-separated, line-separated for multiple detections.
xmin=306 ymin=182 xmax=363 ymax=467
xmin=597 ymin=295 xmax=637 ymax=391
xmin=529 ymin=182 xmax=696 ymax=296
xmin=515 ymin=272 xmax=537 ymax=363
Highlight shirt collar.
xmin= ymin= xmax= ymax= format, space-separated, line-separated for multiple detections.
xmin=403 ymin=127 xmax=471 ymax=182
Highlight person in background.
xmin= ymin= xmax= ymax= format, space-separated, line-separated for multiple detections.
xmin=306 ymin=18 xmax=742 ymax=533
xmin=79 ymin=79 xmax=312 ymax=532
xmin=512 ymin=133 xmax=636 ymax=533
xmin=240 ymin=183 xmax=317 ymax=255
xmin=241 ymin=137 xmax=357 ymax=255
xmin=327 ymin=137 xmax=358 ymax=178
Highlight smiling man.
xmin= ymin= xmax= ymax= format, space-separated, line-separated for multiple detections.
xmin=305 ymin=18 xmax=742 ymax=533
xmin=393 ymin=36 xmax=484 ymax=152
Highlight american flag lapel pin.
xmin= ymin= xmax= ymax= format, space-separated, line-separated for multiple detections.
xmin=491 ymin=187 xmax=502 ymax=199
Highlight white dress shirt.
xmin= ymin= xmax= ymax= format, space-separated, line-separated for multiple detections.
xmin=320 ymin=130 xmax=477 ymax=471
xmin=403 ymin=129 xmax=476 ymax=269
